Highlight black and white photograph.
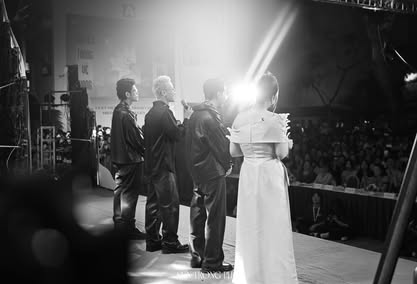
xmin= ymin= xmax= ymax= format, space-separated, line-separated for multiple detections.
xmin=1 ymin=0 xmax=417 ymax=283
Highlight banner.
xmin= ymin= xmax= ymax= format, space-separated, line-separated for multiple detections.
xmin=66 ymin=14 xmax=174 ymax=127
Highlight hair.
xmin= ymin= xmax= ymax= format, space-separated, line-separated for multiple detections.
xmin=203 ymin=78 xmax=225 ymax=101
xmin=152 ymin=75 xmax=172 ymax=99
xmin=116 ymin=78 xmax=136 ymax=100
xmin=256 ymin=72 xmax=279 ymax=104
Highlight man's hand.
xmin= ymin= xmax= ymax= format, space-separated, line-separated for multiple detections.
xmin=184 ymin=107 xmax=193 ymax=119
xmin=182 ymin=99 xmax=193 ymax=119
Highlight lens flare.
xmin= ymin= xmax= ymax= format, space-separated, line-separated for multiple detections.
xmin=229 ymin=82 xmax=258 ymax=106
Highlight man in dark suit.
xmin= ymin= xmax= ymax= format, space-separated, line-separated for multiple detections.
xmin=110 ymin=78 xmax=146 ymax=239
xmin=185 ymin=78 xmax=233 ymax=273
xmin=144 ymin=75 xmax=191 ymax=253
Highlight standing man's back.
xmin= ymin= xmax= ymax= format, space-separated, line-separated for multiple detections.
xmin=186 ymin=78 xmax=233 ymax=273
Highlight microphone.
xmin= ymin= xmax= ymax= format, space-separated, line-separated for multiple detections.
xmin=181 ymin=99 xmax=190 ymax=110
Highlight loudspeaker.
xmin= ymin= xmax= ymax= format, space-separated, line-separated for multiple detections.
xmin=67 ymin=65 xmax=80 ymax=91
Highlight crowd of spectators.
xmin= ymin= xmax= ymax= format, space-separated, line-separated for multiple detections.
xmin=283 ymin=117 xmax=414 ymax=193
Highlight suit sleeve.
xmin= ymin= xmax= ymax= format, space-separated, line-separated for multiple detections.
xmin=122 ymin=114 xmax=145 ymax=156
xmin=202 ymin=118 xmax=231 ymax=171
xmin=163 ymin=109 xmax=187 ymax=141
xmin=162 ymin=109 xmax=180 ymax=141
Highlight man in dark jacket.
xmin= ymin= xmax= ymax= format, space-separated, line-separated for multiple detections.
xmin=110 ymin=78 xmax=146 ymax=240
xmin=144 ymin=75 xmax=191 ymax=253
xmin=185 ymin=78 xmax=233 ymax=273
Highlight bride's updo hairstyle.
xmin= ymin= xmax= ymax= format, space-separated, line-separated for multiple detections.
xmin=256 ymin=72 xmax=279 ymax=105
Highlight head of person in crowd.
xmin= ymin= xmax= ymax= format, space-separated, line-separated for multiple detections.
xmin=116 ymin=78 xmax=138 ymax=105
xmin=256 ymin=72 xmax=279 ymax=110
xmin=203 ymin=77 xmax=226 ymax=108
xmin=373 ymin=163 xmax=386 ymax=178
xmin=312 ymin=191 xmax=321 ymax=207
xmin=344 ymin=159 xmax=354 ymax=171
xmin=360 ymin=160 xmax=369 ymax=172
xmin=310 ymin=148 xmax=317 ymax=159
xmin=386 ymin=157 xmax=395 ymax=170
xmin=336 ymin=154 xmax=345 ymax=166
xmin=303 ymin=160 xmax=313 ymax=172
xmin=152 ymin=75 xmax=176 ymax=104
xmin=316 ymin=149 xmax=323 ymax=160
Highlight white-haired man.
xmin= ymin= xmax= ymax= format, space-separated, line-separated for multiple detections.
xmin=143 ymin=75 xmax=192 ymax=253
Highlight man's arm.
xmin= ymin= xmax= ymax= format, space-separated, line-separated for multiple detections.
xmin=162 ymin=109 xmax=182 ymax=141
xmin=203 ymin=118 xmax=231 ymax=172
xmin=123 ymin=114 xmax=145 ymax=156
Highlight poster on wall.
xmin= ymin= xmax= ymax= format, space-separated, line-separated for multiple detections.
xmin=66 ymin=14 xmax=175 ymax=127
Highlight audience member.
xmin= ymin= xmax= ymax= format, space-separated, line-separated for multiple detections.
xmin=358 ymin=160 xmax=372 ymax=188
xmin=297 ymin=160 xmax=316 ymax=183
xmin=340 ymin=159 xmax=358 ymax=187
xmin=295 ymin=192 xmax=326 ymax=236
xmin=385 ymin=157 xmax=403 ymax=193
xmin=280 ymin=118 xmax=410 ymax=192
xmin=363 ymin=163 xmax=389 ymax=192
xmin=314 ymin=160 xmax=336 ymax=186
xmin=318 ymin=199 xmax=352 ymax=241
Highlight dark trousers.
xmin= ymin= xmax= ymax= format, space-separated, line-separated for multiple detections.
xmin=318 ymin=223 xmax=351 ymax=239
xmin=190 ymin=177 xmax=226 ymax=268
xmin=145 ymin=170 xmax=180 ymax=244
xmin=113 ymin=163 xmax=142 ymax=232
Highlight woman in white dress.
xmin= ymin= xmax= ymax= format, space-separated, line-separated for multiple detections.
xmin=229 ymin=72 xmax=298 ymax=284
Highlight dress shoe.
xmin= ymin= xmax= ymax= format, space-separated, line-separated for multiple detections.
xmin=128 ymin=228 xmax=147 ymax=240
xmin=161 ymin=240 xmax=189 ymax=254
xmin=146 ymin=240 xmax=162 ymax=252
xmin=190 ymin=257 xmax=202 ymax=268
xmin=201 ymin=262 xmax=234 ymax=273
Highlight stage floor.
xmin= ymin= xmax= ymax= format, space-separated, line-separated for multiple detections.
xmin=73 ymin=184 xmax=417 ymax=284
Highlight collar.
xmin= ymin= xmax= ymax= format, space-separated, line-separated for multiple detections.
xmin=119 ymin=100 xmax=131 ymax=110
xmin=204 ymin=101 xmax=215 ymax=107
xmin=203 ymin=101 xmax=220 ymax=113
xmin=153 ymin=100 xmax=169 ymax=107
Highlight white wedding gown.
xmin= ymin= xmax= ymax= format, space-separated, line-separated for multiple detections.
xmin=230 ymin=114 xmax=298 ymax=284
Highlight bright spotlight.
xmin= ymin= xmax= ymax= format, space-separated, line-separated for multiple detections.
xmin=229 ymin=82 xmax=258 ymax=106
